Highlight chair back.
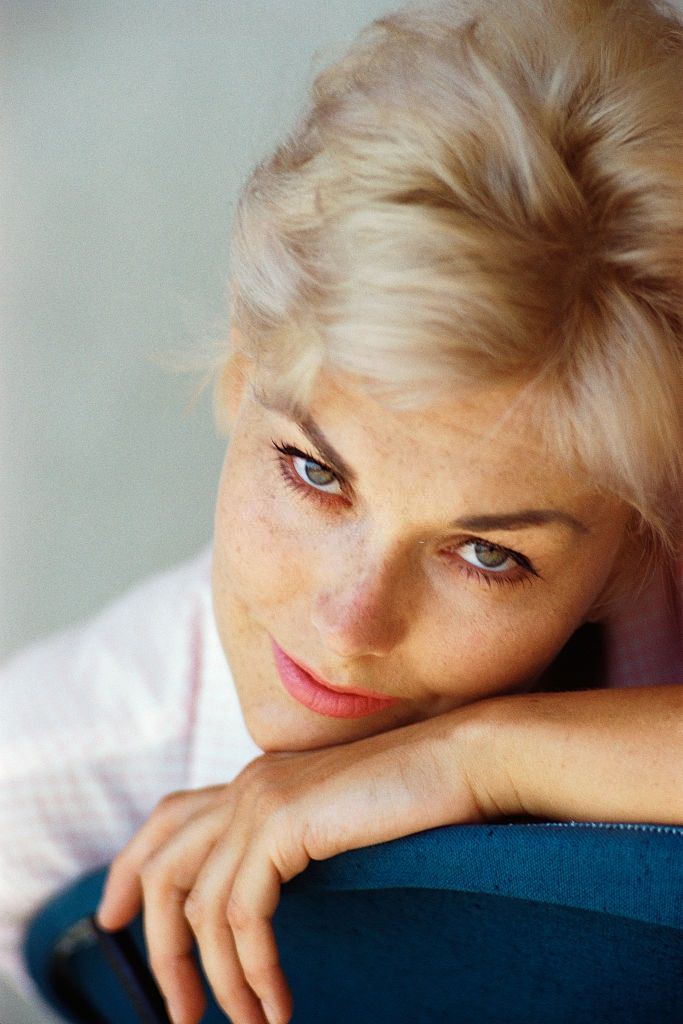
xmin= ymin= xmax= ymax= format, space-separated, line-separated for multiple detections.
xmin=25 ymin=820 xmax=683 ymax=1023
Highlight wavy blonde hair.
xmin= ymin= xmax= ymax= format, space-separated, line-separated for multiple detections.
xmin=207 ymin=0 xmax=682 ymax=591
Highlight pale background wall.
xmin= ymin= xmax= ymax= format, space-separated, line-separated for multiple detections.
xmin=1 ymin=2 xmax=391 ymax=1020
xmin=2 ymin=0 xmax=392 ymax=665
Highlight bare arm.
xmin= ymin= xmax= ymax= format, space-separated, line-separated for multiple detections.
xmin=452 ymin=684 xmax=683 ymax=826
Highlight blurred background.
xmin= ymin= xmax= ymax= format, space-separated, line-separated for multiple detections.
xmin=2 ymin=0 xmax=393 ymax=666
xmin=2 ymin=2 xmax=391 ymax=1020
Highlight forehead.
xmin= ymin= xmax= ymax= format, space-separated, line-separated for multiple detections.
xmin=253 ymin=368 xmax=602 ymax=515
xmin=256 ymin=367 xmax=535 ymax=442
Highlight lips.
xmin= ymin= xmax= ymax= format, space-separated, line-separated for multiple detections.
xmin=270 ymin=639 xmax=399 ymax=719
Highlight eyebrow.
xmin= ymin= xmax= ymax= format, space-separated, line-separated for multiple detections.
xmin=254 ymin=388 xmax=357 ymax=482
xmin=254 ymin=388 xmax=589 ymax=534
xmin=450 ymin=511 xmax=589 ymax=534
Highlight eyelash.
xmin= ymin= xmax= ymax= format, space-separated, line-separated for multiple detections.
xmin=271 ymin=438 xmax=538 ymax=589
xmin=272 ymin=440 xmax=349 ymax=508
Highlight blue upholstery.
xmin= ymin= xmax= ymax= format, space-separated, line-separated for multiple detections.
xmin=24 ymin=820 xmax=683 ymax=1023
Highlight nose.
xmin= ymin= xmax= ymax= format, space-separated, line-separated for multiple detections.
xmin=310 ymin=544 xmax=411 ymax=659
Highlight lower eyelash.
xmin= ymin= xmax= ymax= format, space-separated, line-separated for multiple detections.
xmin=457 ymin=562 xmax=534 ymax=589
xmin=273 ymin=450 xmax=338 ymax=509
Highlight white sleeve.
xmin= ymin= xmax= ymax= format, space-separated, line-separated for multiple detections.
xmin=0 ymin=548 xmax=212 ymax=1002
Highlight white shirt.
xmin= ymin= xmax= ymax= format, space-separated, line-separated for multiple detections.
xmin=0 ymin=544 xmax=260 ymax=1002
xmin=1 ymin=543 xmax=679 ymax=1008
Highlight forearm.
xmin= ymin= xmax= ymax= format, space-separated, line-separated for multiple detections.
xmin=451 ymin=685 xmax=683 ymax=826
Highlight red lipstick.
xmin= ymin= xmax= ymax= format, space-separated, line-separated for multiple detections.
xmin=270 ymin=639 xmax=398 ymax=719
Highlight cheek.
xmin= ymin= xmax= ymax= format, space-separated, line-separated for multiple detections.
xmin=423 ymin=609 xmax=539 ymax=689
xmin=444 ymin=553 xmax=618 ymax=692
xmin=213 ymin=445 xmax=310 ymax=612
xmin=417 ymin=586 xmax=592 ymax=702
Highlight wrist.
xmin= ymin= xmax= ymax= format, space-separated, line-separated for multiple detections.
xmin=430 ymin=696 xmax=528 ymax=822
xmin=441 ymin=685 xmax=683 ymax=827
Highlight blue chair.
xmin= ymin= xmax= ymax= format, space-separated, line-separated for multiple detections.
xmin=24 ymin=820 xmax=683 ymax=1023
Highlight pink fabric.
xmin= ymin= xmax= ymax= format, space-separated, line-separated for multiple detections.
xmin=0 ymin=543 xmax=680 ymax=1006
xmin=604 ymin=561 xmax=682 ymax=688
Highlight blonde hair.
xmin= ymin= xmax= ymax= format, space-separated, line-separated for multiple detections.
xmin=211 ymin=0 xmax=682 ymax=583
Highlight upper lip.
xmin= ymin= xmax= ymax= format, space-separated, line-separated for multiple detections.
xmin=280 ymin=644 xmax=397 ymax=702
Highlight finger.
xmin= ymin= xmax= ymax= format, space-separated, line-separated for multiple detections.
xmin=144 ymin=888 xmax=206 ymax=1024
xmin=96 ymin=787 xmax=223 ymax=929
xmin=181 ymin=820 xmax=271 ymax=1024
xmin=137 ymin=804 xmax=235 ymax=1023
xmin=186 ymin=882 xmax=269 ymax=1024
xmin=229 ymin=860 xmax=292 ymax=1024
xmin=226 ymin=829 xmax=307 ymax=1024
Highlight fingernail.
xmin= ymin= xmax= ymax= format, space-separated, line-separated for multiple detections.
xmin=262 ymin=1001 xmax=280 ymax=1024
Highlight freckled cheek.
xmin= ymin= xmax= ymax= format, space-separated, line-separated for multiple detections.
xmin=215 ymin=463 xmax=312 ymax=609
xmin=434 ymin=619 xmax=531 ymax=690
xmin=480 ymin=605 xmax=587 ymax=686
xmin=423 ymin=602 xmax=580 ymax=699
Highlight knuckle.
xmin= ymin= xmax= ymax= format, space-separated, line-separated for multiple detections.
xmin=183 ymin=890 xmax=204 ymax=925
xmin=138 ymin=856 xmax=156 ymax=886
xmin=244 ymin=960 xmax=277 ymax=990
xmin=148 ymin=949 xmax=185 ymax=980
xmin=154 ymin=789 xmax=187 ymax=816
xmin=220 ymin=980 xmax=255 ymax=1012
xmin=139 ymin=851 xmax=170 ymax=893
xmin=226 ymin=893 xmax=252 ymax=931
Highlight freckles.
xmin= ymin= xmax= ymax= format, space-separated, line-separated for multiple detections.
xmin=228 ymin=500 xmax=308 ymax=610
xmin=425 ymin=606 xmax=546 ymax=694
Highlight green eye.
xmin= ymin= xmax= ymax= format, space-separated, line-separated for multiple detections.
xmin=292 ymin=455 xmax=341 ymax=493
xmin=472 ymin=542 xmax=508 ymax=568
xmin=460 ymin=540 xmax=514 ymax=573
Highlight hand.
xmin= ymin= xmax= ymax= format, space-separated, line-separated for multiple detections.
xmin=94 ymin=710 xmax=488 ymax=1024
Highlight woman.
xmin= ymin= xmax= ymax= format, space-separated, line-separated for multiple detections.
xmin=3 ymin=1 xmax=681 ymax=1023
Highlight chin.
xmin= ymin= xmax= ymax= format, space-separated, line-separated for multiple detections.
xmin=240 ymin=704 xmax=320 ymax=753
xmin=243 ymin=703 xmax=392 ymax=754
xmin=248 ymin=725 xmax=341 ymax=754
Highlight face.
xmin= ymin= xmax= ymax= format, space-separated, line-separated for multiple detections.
xmin=212 ymin=362 xmax=630 ymax=752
